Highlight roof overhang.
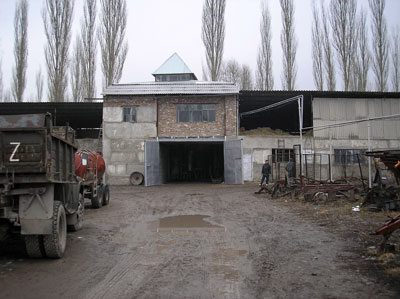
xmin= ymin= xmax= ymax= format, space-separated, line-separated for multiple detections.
xmin=103 ymin=81 xmax=239 ymax=96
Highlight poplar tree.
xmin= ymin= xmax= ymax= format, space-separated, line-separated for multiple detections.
xmin=12 ymin=0 xmax=28 ymax=102
xmin=201 ymin=0 xmax=226 ymax=81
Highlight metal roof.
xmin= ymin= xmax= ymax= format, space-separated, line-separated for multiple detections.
xmin=0 ymin=102 xmax=103 ymax=138
xmin=152 ymin=53 xmax=195 ymax=76
xmin=103 ymin=81 xmax=239 ymax=96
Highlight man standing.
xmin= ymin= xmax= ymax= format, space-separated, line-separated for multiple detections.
xmin=285 ymin=159 xmax=295 ymax=186
xmin=260 ymin=160 xmax=271 ymax=185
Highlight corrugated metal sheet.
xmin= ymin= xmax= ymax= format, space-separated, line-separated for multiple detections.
xmin=313 ymin=97 xmax=400 ymax=140
xmin=102 ymin=81 xmax=239 ymax=96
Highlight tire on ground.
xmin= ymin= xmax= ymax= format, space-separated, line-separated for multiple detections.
xmin=43 ymin=201 xmax=67 ymax=258
xmin=102 ymin=184 xmax=110 ymax=206
xmin=130 ymin=172 xmax=144 ymax=185
xmin=91 ymin=185 xmax=103 ymax=209
xmin=25 ymin=235 xmax=45 ymax=258
xmin=68 ymin=193 xmax=84 ymax=232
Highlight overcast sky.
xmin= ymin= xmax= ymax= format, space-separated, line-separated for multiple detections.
xmin=0 ymin=0 xmax=400 ymax=101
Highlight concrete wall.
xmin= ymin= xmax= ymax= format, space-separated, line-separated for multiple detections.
xmin=103 ymin=97 xmax=156 ymax=185
xmin=241 ymin=135 xmax=303 ymax=182
xmin=241 ymin=134 xmax=400 ymax=182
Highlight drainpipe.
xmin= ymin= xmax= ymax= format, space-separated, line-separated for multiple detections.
xmin=329 ymin=129 xmax=333 ymax=182
xmin=298 ymin=96 xmax=304 ymax=176
xmin=368 ymin=120 xmax=372 ymax=189
xmin=236 ymin=95 xmax=240 ymax=137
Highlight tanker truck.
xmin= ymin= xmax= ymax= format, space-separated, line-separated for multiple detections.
xmin=0 ymin=113 xmax=83 ymax=258
xmin=74 ymin=150 xmax=110 ymax=208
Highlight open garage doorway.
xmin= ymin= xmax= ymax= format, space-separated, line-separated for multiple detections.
xmin=160 ymin=142 xmax=224 ymax=183
xmin=144 ymin=139 xmax=243 ymax=186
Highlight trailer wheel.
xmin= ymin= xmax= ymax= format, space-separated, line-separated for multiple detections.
xmin=25 ymin=235 xmax=45 ymax=258
xmin=68 ymin=193 xmax=84 ymax=232
xmin=91 ymin=185 xmax=103 ymax=209
xmin=43 ymin=201 xmax=67 ymax=258
xmin=102 ymin=184 xmax=110 ymax=206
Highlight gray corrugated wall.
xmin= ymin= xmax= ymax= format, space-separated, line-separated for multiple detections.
xmin=313 ymin=98 xmax=400 ymax=140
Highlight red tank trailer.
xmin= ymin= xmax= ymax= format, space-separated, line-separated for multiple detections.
xmin=74 ymin=150 xmax=110 ymax=208
xmin=75 ymin=150 xmax=106 ymax=180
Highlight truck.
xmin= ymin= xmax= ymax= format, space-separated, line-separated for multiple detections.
xmin=74 ymin=149 xmax=110 ymax=208
xmin=0 ymin=113 xmax=83 ymax=258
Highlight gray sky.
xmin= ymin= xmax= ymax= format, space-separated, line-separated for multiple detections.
xmin=0 ymin=0 xmax=400 ymax=101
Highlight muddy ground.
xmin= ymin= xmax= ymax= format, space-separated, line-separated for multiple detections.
xmin=0 ymin=183 xmax=399 ymax=298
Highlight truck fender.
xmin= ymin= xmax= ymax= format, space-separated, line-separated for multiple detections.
xmin=19 ymin=184 xmax=54 ymax=235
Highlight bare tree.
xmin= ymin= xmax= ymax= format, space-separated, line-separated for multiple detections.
xmin=12 ymin=0 xmax=28 ymax=102
xmin=35 ymin=67 xmax=44 ymax=101
xmin=392 ymin=26 xmax=400 ymax=92
xmin=70 ymin=36 xmax=83 ymax=102
xmin=330 ymin=0 xmax=357 ymax=91
xmin=98 ymin=0 xmax=128 ymax=87
xmin=43 ymin=0 xmax=74 ymax=102
xmin=240 ymin=64 xmax=253 ymax=90
xmin=311 ymin=1 xmax=324 ymax=91
xmin=321 ymin=2 xmax=335 ymax=91
xmin=220 ymin=59 xmax=241 ymax=86
xmin=81 ymin=0 xmax=97 ymax=100
xmin=256 ymin=0 xmax=274 ymax=90
xmin=369 ymin=0 xmax=389 ymax=92
xmin=201 ymin=0 xmax=226 ymax=81
xmin=353 ymin=8 xmax=370 ymax=91
xmin=280 ymin=0 xmax=297 ymax=90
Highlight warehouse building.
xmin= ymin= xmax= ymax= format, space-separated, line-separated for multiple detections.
xmin=102 ymin=53 xmax=242 ymax=186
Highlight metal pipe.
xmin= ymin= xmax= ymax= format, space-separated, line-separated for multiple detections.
xmin=368 ymin=120 xmax=372 ymax=189
xmin=298 ymin=97 xmax=304 ymax=176
xmin=304 ymin=113 xmax=400 ymax=131
xmin=329 ymin=129 xmax=333 ymax=182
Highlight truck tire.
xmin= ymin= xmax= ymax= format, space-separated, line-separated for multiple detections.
xmin=91 ymin=185 xmax=103 ymax=209
xmin=68 ymin=193 xmax=84 ymax=232
xmin=25 ymin=235 xmax=45 ymax=258
xmin=102 ymin=184 xmax=110 ymax=206
xmin=43 ymin=201 xmax=67 ymax=258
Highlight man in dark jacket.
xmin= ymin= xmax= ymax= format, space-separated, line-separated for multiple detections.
xmin=260 ymin=160 xmax=271 ymax=185
xmin=285 ymin=159 xmax=295 ymax=186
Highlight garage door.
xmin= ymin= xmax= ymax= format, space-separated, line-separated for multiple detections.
xmin=224 ymin=140 xmax=243 ymax=184
xmin=145 ymin=141 xmax=160 ymax=186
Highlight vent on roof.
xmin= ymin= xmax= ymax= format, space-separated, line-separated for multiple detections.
xmin=152 ymin=53 xmax=198 ymax=82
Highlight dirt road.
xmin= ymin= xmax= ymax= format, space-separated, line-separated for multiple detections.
xmin=0 ymin=184 xmax=397 ymax=298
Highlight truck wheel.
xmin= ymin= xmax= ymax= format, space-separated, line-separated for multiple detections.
xmin=68 ymin=193 xmax=84 ymax=232
xmin=102 ymin=184 xmax=110 ymax=206
xmin=43 ymin=201 xmax=67 ymax=258
xmin=25 ymin=235 xmax=45 ymax=258
xmin=91 ymin=185 xmax=103 ymax=209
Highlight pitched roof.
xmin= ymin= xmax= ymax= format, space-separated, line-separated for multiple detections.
xmin=152 ymin=53 xmax=195 ymax=76
xmin=103 ymin=81 xmax=239 ymax=96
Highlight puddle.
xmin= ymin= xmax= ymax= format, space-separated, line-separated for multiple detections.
xmin=156 ymin=215 xmax=225 ymax=233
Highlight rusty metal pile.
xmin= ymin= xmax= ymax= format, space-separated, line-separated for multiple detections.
xmin=255 ymin=178 xmax=356 ymax=202
xmin=361 ymin=150 xmax=400 ymax=212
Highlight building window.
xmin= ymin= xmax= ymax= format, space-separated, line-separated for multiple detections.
xmin=176 ymin=104 xmax=216 ymax=123
xmin=272 ymin=148 xmax=294 ymax=162
xmin=123 ymin=107 xmax=137 ymax=122
xmin=334 ymin=149 xmax=366 ymax=164
xmin=155 ymin=74 xmax=193 ymax=82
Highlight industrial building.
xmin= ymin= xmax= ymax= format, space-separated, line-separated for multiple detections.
xmin=102 ymin=53 xmax=242 ymax=186
xmin=1 ymin=54 xmax=399 ymax=186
